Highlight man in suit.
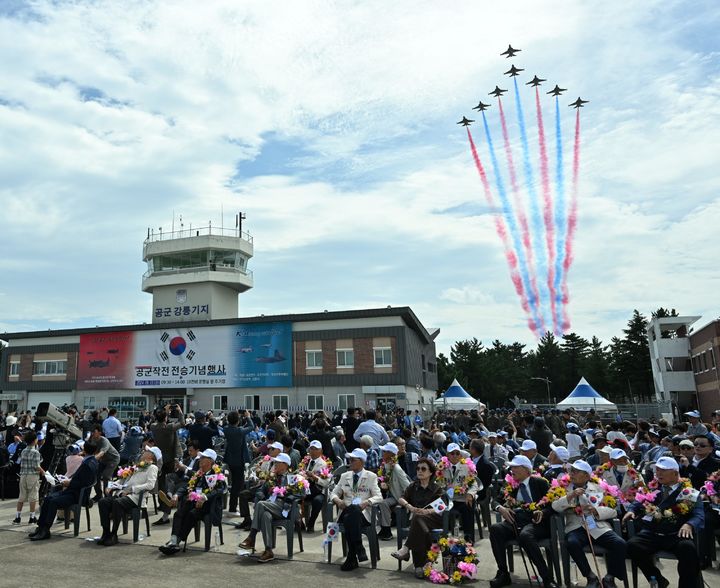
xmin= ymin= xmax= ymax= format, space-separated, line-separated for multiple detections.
xmin=469 ymin=438 xmax=495 ymax=501
xmin=520 ymin=439 xmax=547 ymax=470
xmin=223 ymin=409 xmax=254 ymax=524
xmin=186 ymin=412 xmax=214 ymax=451
xmin=552 ymin=460 xmax=626 ymax=588
xmin=484 ymin=432 xmax=509 ymax=464
xmin=150 ymin=406 xmax=183 ymax=525
xmin=437 ymin=442 xmax=480 ymax=543
xmin=29 ymin=440 xmax=100 ymax=541
xmin=377 ymin=442 xmax=411 ymax=540
xmin=624 ymin=456 xmax=704 ymax=588
xmin=330 ymin=448 xmax=383 ymax=571
xmin=543 ymin=444 xmax=569 ymax=481
xmin=686 ymin=434 xmax=720 ymax=490
xmin=238 ymin=453 xmax=308 ymax=563
xmin=300 ymin=440 xmax=333 ymax=533
xmin=489 ymin=455 xmax=557 ymax=588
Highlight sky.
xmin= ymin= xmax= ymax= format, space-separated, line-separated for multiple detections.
xmin=1 ymin=0 xmax=719 ymax=356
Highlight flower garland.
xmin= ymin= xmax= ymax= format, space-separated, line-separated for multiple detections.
xmin=423 ymin=536 xmax=478 ymax=585
xmin=435 ymin=457 xmax=477 ymax=495
xmin=595 ymin=462 xmax=645 ymax=505
xmin=501 ymin=473 xmax=544 ymax=511
xmin=116 ymin=460 xmax=152 ymax=480
xmin=255 ymin=455 xmax=274 ymax=481
xmin=298 ymin=455 xmax=333 ymax=481
xmin=635 ymin=478 xmax=698 ymax=521
xmin=187 ymin=464 xmax=227 ymax=503
xmin=535 ymin=474 xmax=618 ymax=512
xmin=378 ymin=454 xmax=398 ymax=494
xmin=702 ymin=470 xmax=720 ymax=503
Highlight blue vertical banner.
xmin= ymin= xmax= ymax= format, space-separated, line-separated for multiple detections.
xmin=231 ymin=322 xmax=293 ymax=387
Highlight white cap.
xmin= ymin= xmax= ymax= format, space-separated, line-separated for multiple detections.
xmin=655 ymin=456 xmax=680 ymax=471
xmin=550 ymin=445 xmax=569 ymax=462
xmin=198 ymin=448 xmax=217 ymax=461
xmin=379 ymin=442 xmax=398 ymax=455
xmin=508 ymin=455 xmax=533 ymax=470
xmin=610 ymin=448 xmax=627 ymax=461
xmin=684 ymin=410 xmax=701 ymax=418
xmin=308 ymin=440 xmax=323 ymax=450
xmin=487 ymin=431 xmax=498 ymax=438
xmin=571 ymin=460 xmax=593 ymax=475
xmin=5 ymin=416 xmax=16 ymax=426
xmin=521 ymin=440 xmax=537 ymax=451
xmin=446 ymin=443 xmax=461 ymax=453
xmin=272 ymin=452 xmax=291 ymax=466
xmin=566 ymin=422 xmax=578 ymax=430
xmin=347 ymin=448 xmax=367 ymax=462
xmin=599 ymin=446 xmax=613 ymax=455
xmin=269 ymin=442 xmax=284 ymax=451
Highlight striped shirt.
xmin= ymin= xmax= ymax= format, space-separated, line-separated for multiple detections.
xmin=19 ymin=446 xmax=42 ymax=476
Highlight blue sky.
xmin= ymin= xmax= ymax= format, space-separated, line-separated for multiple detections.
xmin=1 ymin=0 xmax=719 ymax=355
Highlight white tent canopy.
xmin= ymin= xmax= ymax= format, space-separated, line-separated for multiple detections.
xmin=433 ymin=379 xmax=486 ymax=411
xmin=556 ymin=377 xmax=616 ymax=410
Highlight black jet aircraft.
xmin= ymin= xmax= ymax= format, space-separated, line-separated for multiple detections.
xmin=569 ymin=97 xmax=589 ymax=108
xmin=547 ymin=85 xmax=567 ymax=97
xmin=504 ymin=64 xmax=524 ymax=77
xmin=257 ymin=350 xmax=286 ymax=363
xmin=526 ymin=75 xmax=546 ymax=87
xmin=500 ymin=44 xmax=521 ymax=58
xmin=489 ymin=86 xmax=507 ymax=97
xmin=457 ymin=116 xmax=474 ymax=126
xmin=472 ymin=101 xmax=491 ymax=112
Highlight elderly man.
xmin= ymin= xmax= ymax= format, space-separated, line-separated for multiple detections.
xmin=685 ymin=410 xmax=708 ymax=436
xmin=552 ymin=460 xmax=626 ymax=588
xmin=29 ymin=440 xmax=100 ymax=541
xmin=235 ymin=440 xmax=283 ymax=530
xmin=299 ymin=440 xmax=333 ymax=533
xmin=490 ymin=455 xmax=557 ymax=588
xmin=596 ymin=448 xmax=644 ymax=508
xmin=437 ymin=442 xmax=479 ymax=543
xmin=330 ymin=448 xmax=383 ymax=571
xmin=97 ymin=449 xmax=158 ymax=546
xmin=159 ymin=449 xmax=227 ymax=555
xmin=352 ymin=410 xmax=389 ymax=448
xmin=359 ymin=434 xmax=380 ymax=472
xmin=520 ymin=439 xmax=547 ymax=470
xmin=377 ymin=442 xmax=411 ymax=540
xmin=238 ymin=453 xmax=308 ymax=563
xmin=484 ymin=432 xmax=509 ymax=462
xmin=544 ymin=444 xmax=569 ymax=481
xmin=624 ymin=456 xmax=704 ymax=588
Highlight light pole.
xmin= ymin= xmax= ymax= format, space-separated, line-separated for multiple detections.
xmin=531 ymin=377 xmax=552 ymax=406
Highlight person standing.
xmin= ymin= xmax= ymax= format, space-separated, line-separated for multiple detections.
xmin=150 ymin=405 xmax=183 ymax=526
xmin=353 ymin=410 xmax=389 ymax=448
xmin=102 ymin=408 xmax=123 ymax=452
xmin=223 ymin=410 xmax=254 ymax=518
xmin=89 ymin=425 xmax=120 ymax=502
xmin=14 ymin=431 xmax=45 ymax=525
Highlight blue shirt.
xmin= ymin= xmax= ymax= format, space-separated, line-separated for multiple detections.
xmin=353 ymin=420 xmax=390 ymax=447
xmin=102 ymin=415 xmax=123 ymax=439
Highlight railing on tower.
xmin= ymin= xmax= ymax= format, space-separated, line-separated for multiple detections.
xmin=145 ymin=224 xmax=253 ymax=244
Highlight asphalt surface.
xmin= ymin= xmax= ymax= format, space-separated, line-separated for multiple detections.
xmin=0 ymin=497 xmax=716 ymax=587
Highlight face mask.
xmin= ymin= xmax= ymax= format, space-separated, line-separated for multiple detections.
xmin=615 ymin=465 xmax=628 ymax=473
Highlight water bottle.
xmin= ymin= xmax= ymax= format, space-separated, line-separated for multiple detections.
xmin=649 ymin=576 xmax=658 ymax=588
xmin=213 ymin=530 xmax=220 ymax=552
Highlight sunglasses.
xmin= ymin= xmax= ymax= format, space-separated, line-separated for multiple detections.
xmin=416 ymin=466 xmax=430 ymax=472
xmin=694 ymin=443 xmax=710 ymax=448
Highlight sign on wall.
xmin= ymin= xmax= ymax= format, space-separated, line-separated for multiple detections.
xmin=77 ymin=322 xmax=292 ymax=389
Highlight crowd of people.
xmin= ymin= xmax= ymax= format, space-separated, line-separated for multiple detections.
xmin=2 ymin=402 xmax=720 ymax=586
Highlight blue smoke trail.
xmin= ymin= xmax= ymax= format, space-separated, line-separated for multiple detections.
xmin=482 ymin=112 xmax=544 ymax=335
xmin=513 ymin=77 xmax=552 ymax=334
xmin=553 ymin=96 xmax=566 ymax=333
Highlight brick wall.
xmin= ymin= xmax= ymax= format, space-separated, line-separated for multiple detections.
xmin=322 ymin=340 xmax=337 ymax=371
xmin=20 ymin=354 xmax=34 ymax=380
xmin=294 ymin=341 xmax=306 ymax=376
xmin=354 ymin=338 xmax=374 ymax=373
xmin=67 ymin=352 xmax=78 ymax=380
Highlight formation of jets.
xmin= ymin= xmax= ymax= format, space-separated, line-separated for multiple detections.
xmin=458 ymin=45 xmax=587 ymax=126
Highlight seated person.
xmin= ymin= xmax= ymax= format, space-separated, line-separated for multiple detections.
xmin=297 ymin=440 xmax=333 ymax=533
xmin=237 ymin=453 xmax=309 ymax=562
xmin=552 ymin=460 xmax=626 ymax=588
xmin=595 ymin=448 xmax=644 ymax=509
xmin=96 ymin=450 xmax=159 ymax=546
xmin=624 ymin=456 xmax=704 ymax=588
xmin=377 ymin=442 xmax=411 ymax=540
xmin=29 ymin=440 xmax=99 ymax=541
xmin=330 ymin=448 xmax=383 ymax=571
xmin=391 ymin=457 xmax=445 ymax=578
xmin=489 ymin=455 xmax=557 ymax=588
xmin=65 ymin=442 xmax=84 ymax=478
xmin=543 ymin=444 xmax=569 ymax=481
xmin=435 ymin=442 xmax=479 ymax=543
xmin=158 ymin=449 xmax=227 ymax=555
xmin=159 ymin=440 xmax=200 ymax=508
xmin=235 ymin=441 xmax=283 ymax=530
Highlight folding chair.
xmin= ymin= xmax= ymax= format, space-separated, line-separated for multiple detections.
xmin=120 ymin=490 xmax=151 ymax=542
xmin=271 ymin=500 xmax=304 ymax=559
xmin=63 ymin=484 xmax=94 ymax=537
xmin=325 ymin=503 xmax=381 ymax=569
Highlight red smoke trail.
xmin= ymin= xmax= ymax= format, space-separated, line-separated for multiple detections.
xmin=561 ymin=109 xmax=581 ymax=331
xmin=467 ymin=128 xmax=538 ymax=335
xmin=498 ymin=98 xmax=544 ymax=333
xmin=535 ymin=87 xmax=558 ymax=334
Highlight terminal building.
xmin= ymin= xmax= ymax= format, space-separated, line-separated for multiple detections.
xmin=0 ymin=221 xmax=439 ymax=419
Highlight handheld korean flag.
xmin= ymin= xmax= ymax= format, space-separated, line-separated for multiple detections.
xmin=430 ymin=497 xmax=447 ymax=514
xmin=323 ymin=522 xmax=340 ymax=552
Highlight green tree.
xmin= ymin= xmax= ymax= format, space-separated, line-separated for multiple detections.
xmin=436 ymin=352 xmax=455 ymax=395
xmin=583 ymin=337 xmax=612 ymax=397
xmin=449 ymin=338 xmax=484 ymax=398
xmin=529 ymin=332 xmax=563 ymax=402
xmin=560 ymin=333 xmax=591 ymax=391
xmin=608 ymin=310 xmax=654 ymax=402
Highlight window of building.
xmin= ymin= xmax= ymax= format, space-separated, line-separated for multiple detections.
xmin=710 ymin=349 xmax=717 ymax=369
xmin=9 ymin=362 xmax=20 ymax=376
xmin=692 ymin=355 xmax=698 ymax=374
xmin=83 ymin=397 xmax=96 ymax=411
xmin=427 ymin=362 xmax=436 ymax=373
xmin=32 ymin=360 xmax=67 ymax=376
xmin=273 ymin=395 xmax=289 ymax=410
xmin=702 ymin=352 xmax=708 ymax=372
xmin=307 ymin=395 xmax=324 ymax=411
xmin=213 ymin=395 xmax=228 ymax=411
xmin=306 ymin=350 xmax=323 ymax=369
xmin=108 ymin=396 xmax=147 ymax=421
xmin=245 ymin=395 xmax=260 ymax=411
xmin=373 ymin=347 xmax=392 ymax=367
xmin=338 ymin=394 xmax=356 ymax=411
xmin=336 ymin=349 xmax=354 ymax=368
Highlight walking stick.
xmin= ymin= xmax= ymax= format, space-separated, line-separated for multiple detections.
xmin=511 ymin=516 xmax=541 ymax=586
xmin=580 ymin=512 xmax=604 ymax=582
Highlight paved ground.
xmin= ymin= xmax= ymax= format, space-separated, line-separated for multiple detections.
xmin=0 ymin=497 xmax=715 ymax=587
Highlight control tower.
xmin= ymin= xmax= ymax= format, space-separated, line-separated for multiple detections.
xmin=142 ymin=219 xmax=254 ymax=323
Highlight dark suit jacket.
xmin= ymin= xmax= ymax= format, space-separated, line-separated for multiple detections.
xmin=473 ymin=455 xmax=496 ymax=500
xmin=223 ymin=420 xmax=254 ymax=467
xmin=630 ymin=483 xmax=705 ymax=532
xmin=67 ymin=456 xmax=99 ymax=501
xmin=495 ymin=475 xmax=551 ymax=528
xmin=687 ymin=456 xmax=720 ymax=490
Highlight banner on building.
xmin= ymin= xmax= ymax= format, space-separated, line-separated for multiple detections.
xmin=77 ymin=322 xmax=292 ymax=389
